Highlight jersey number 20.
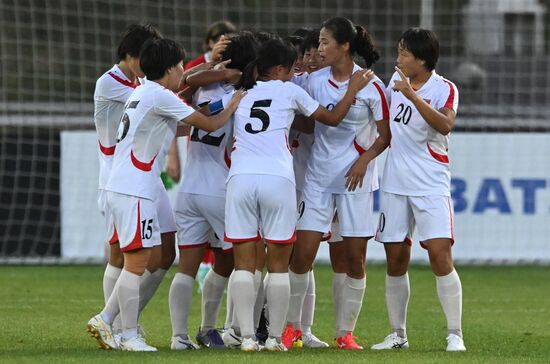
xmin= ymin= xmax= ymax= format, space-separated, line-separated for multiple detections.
xmin=246 ymin=99 xmax=272 ymax=134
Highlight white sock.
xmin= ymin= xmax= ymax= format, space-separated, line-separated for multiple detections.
xmin=385 ymin=273 xmax=410 ymax=338
xmin=301 ymin=270 xmax=316 ymax=335
xmin=224 ymin=271 xmax=234 ymax=329
xmin=253 ymin=270 xmax=265 ymax=329
xmin=169 ymin=273 xmax=195 ymax=337
xmin=263 ymin=272 xmax=270 ymax=321
xmin=338 ymin=275 xmax=366 ymax=336
xmin=103 ymin=264 xmax=122 ymax=304
xmin=266 ymin=273 xmax=290 ymax=339
xmin=287 ymin=270 xmax=309 ymax=329
xmin=201 ymin=270 xmax=228 ymax=333
xmin=436 ymin=269 xmax=463 ymax=338
xmin=100 ymin=279 xmax=120 ymax=325
xmin=332 ymin=272 xmax=346 ymax=335
xmin=230 ymin=270 xmax=255 ymax=338
xmin=116 ymin=269 xmax=141 ymax=340
xmin=139 ymin=268 xmax=166 ymax=313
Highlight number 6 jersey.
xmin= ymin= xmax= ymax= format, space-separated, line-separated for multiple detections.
xmin=381 ymin=71 xmax=459 ymax=197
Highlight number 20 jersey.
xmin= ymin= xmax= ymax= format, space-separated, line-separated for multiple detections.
xmin=381 ymin=71 xmax=459 ymax=197
xmin=225 ymin=80 xmax=320 ymax=184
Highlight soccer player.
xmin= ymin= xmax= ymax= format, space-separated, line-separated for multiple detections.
xmin=92 ymin=23 xmax=162 ymax=339
xmin=86 ymin=38 xmax=245 ymax=351
xmin=184 ymin=20 xmax=236 ymax=70
xmin=168 ymin=31 xmax=259 ymax=350
xmin=286 ymin=17 xmax=390 ymax=350
xmin=223 ymin=38 xmax=372 ymax=352
xmin=372 ymin=28 xmax=465 ymax=352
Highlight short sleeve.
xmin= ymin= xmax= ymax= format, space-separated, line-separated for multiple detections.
xmin=290 ymin=83 xmax=320 ymax=117
xmin=154 ymin=90 xmax=196 ymax=122
xmin=436 ymin=79 xmax=459 ymax=113
xmin=94 ymin=75 xmax=135 ymax=104
xmin=366 ymin=80 xmax=390 ymax=121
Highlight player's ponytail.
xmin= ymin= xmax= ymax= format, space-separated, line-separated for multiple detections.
xmin=353 ymin=25 xmax=380 ymax=68
xmin=238 ymin=58 xmax=259 ymax=90
xmin=322 ymin=17 xmax=380 ymax=68
xmin=237 ymin=39 xmax=297 ymax=90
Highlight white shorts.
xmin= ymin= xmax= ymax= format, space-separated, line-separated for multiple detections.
xmin=375 ymin=192 xmax=455 ymax=246
xmin=156 ymin=183 xmax=177 ymax=234
xmin=297 ymin=189 xmax=331 ymax=240
xmin=98 ymin=189 xmax=117 ymax=244
xmin=225 ymin=174 xmax=297 ymax=244
xmin=175 ymin=192 xmax=232 ymax=250
xmin=106 ymin=191 xmax=161 ymax=252
xmin=297 ymin=186 xmax=375 ymax=237
xmin=328 ymin=216 xmax=342 ymax=243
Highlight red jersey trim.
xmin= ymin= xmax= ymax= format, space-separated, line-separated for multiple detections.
xmin=224 ymin=149 xmax=231 ymax=168
xmin=99 ymin=141 xmax=116 ymax=156
xmin=224 ymin=232 xmax=262 ymax=243
xmin=184 ymin=54 xmax=207 ymax=70
xmin=372 ymin=82 xmax=390 ymax=120
xmin=131 ymin=150 xmax=156 ymax=171
xmin=121 ymin=200 xmax=143 ymax=252
xmin=328 ymin=79 xmax=339 ymax=89
xmin=442 ymin=79 xmax=456 ymax=110
xmin=108 ymin=72 xmax=137 ymax=89
xmin=321 ymin=230 xmax=332 ymax=242
xmin=447 ymin=197 xmax=455 ymax=241
xmin=427 ymin=143 xmax=449 ymax=163
xmin=354 ymin=139 xmax=366 ymax=155
xmin=108 ymin=227 xmax=118 ymax=244
xmin=265 ymin=230 xmax=297 ymax=244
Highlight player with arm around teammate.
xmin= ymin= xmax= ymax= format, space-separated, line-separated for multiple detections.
xmin=86 ymin=38 xmax=245 ymax=352
xmin=224 ymin=38 xmax=372 ymax=352
xmin=371 ymin=28 xmax=465 ymax=352
xmin=285 ymin=17 xmax=390 ymax=350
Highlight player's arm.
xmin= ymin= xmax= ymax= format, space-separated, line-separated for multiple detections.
xmin=345 ymin=119 xmax=390 ymax=191
xmin=392 ymin=67 xmax=455 ymax=135
xmin=181 ymin=89 xmax=246 ymax=132
xmin=176 ymin=122 xmax=191 ymax=136
xmin=185 ymin=61 xmax=242 ymax=88
xmin=291 ymin=115 xmax=314 ymax=134
xmin=310 ymin=69 xmax=374 ymax=126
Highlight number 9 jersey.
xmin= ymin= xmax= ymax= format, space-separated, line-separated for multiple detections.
xmin=381 ymin=71 xmax=459 ymax=197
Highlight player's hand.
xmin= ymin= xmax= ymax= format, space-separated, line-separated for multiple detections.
xmin=228 ymin=89 xmax=247 ymax=110
xmin=348 ymin=69 xmax=374 ymax=93
xmin=214 ymin=59 xmax=231 ymax=70
xmin=211 ymin=35 xmax=231 ymax=62
xmin=392 ymin=66 xmax=415 ymax=100
xmin=345 ymin=155 xmax=370 ymax=191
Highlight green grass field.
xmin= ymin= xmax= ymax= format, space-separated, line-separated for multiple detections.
xmin=1 ymin=264 xmax=549 ymax=363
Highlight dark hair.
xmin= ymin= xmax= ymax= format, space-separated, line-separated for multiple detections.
xmin=286 ymin=35 xmax=305 ymax=55
xmin=203 ymin=20 xmax=237 ymax=51
xmin=240 ymin=39 xmax=297 ymax=90
xmin=292 ymin=27 xmax=312 ymax=39
xmin=221 ymin=31 xmax=259 ymax=72
xmin=116 ymin=23 xmax=162 ymax=61
xmin=322 ymin=17 xmax=380 ymax=68
xmin=140 ymin=38 xmax=185 ymax=81
xmin=398 ymin=28 xmax=439 ymax=71
xmin=301 ymin=28 xmax=320 ymax=54
xmin=253 ymin=31 xmax=282 ymax=46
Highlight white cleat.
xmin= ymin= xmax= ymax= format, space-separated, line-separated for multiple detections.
xmin=222 ymin=328 xmax=242 ymax=348
xmin=264 ymin=337 xmax=288 ymax=352
xmin=446 ymin=334 xmax=466 ymax=352
xmin=240 ymin=337 xmax=261 ymax=352
xmin=120 ymin=336 xmax=157 ymax=351
xmin=86 ymin=314 xmax=118 ymax=350
xmin=302 ymin=332 xmax=329 ymax=348
xmin=171 ymin=335 xmax=200 ymax=350
xmin=371 ymin=332 xmax=409 ymax=350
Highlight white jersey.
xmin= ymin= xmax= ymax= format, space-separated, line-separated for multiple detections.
xmin=291 ymin=72 xmax=309 ymax=90
xmin=178 ymin=82 xmax=234 ymax=198
xmin=305 ymin=65 xmax=389 ymax=194
xmin=93 ymin=64 xmax=137 ymax=190
xmin=106 ymin=81 xmax=195 ymax=200
xmin=381 ymin=71 xmax=459 ymax=196
xmin=226 ymin=80 xmax=320 ymax=184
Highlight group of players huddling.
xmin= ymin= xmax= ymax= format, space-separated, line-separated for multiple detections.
xmin=87 ymin=16 xmax=465 ymax=353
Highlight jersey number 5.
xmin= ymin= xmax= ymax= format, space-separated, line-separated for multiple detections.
xmin=246 ymin=99 xmax=272 ymax=134
xmin=394 ymin=103 xmax=412 ymax=125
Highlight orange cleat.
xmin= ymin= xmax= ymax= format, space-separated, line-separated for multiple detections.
xmin=281 ymin=323 xmax=303 ymax=349
xmin=336 ymin=332 xmax=364 ymax=350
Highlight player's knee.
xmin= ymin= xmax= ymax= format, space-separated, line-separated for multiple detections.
xmin=346 ymin=255 xmax=365 ymax=278
xmin=213 ymin=252 xmax=234 ymax=277
xmin=160 ymin=245 xmax=176 ymax=269
xmin=109 ymin=248 xmax=124 ymax=268
xmin=429 ymin=253 xmax=453 ymax=276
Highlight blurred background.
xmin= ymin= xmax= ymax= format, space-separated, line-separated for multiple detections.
xmin=1 ymin=0 xmax=549 ymax=263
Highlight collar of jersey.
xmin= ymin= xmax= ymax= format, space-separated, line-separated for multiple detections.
xmin=328 ymin=63 xmax=362 ymax=87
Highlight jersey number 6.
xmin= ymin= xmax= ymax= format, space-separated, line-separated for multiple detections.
xmin=245 ymin=99 xmax=272 ymax=134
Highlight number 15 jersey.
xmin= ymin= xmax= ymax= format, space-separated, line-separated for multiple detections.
xmin=224 ymin=80 xmax=320 ymax=184
xmin=381 ymin=71 xmax=459 ymax=197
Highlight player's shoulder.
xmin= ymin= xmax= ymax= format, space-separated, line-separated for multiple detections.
xmin=95 ymin=65 xmax=136 ymax=95
xmin=307 ymin=66 xmax=331 ymax=84
xmin=430 ymin=72 xmax=458 ymax=93
xmin=359 ymin=74 xmax=386 ymax=97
